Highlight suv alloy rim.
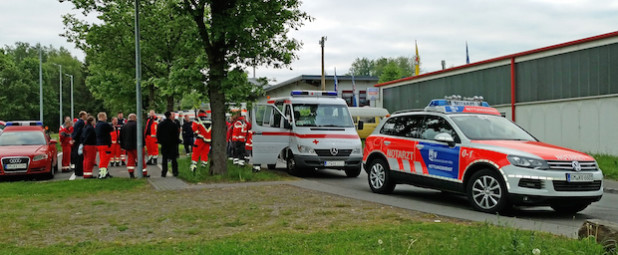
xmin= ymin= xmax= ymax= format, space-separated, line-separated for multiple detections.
xmin=471 ymin=175 xmax=502 ymax=210
xmin=370 ymin=163 xmax=385 ymax=188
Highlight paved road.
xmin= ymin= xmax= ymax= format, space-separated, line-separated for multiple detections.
xmin=292 ymin=167 xmax=618 ymax=238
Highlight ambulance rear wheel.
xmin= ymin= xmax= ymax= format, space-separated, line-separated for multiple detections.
xmin=368 ymin=158 xmax=395 ymax=194
xmin=286 ymin=153 xmax=302 ymax=176
xmin=467 ymin=169 xmax=509 ymax=214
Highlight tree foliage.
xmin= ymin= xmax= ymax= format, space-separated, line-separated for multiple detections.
xmin=349 ymin=56 xmax=417 ymax=83
xmin=0 ymin=43 xmax=101 ymax=131
xmin=180 ymin=0 xmax=311 ymax=174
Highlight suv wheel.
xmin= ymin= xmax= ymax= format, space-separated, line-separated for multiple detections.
xmin=467 ymin=169 xmax=509 ymax=214
xmin=368 ymin=158 xmax=395 ymax=194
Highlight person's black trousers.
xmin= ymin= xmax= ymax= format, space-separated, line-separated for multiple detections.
xmin=71 ymin=143 xmax=84 ymax=176
xmin=161 ymin=154 xmax=178 ymax=177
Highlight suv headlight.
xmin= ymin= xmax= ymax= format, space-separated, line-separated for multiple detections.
xmin=352 ymin=147 xmax=362 ymax=154
xmin=33 ymin=154 xmax=48 ymax=161
xmin=507 ymin=155 xmax=548 ymax=169
xmin=297 ymin=145 xmax=315 ymax=154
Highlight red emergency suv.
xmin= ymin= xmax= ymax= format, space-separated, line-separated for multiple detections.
xmin=0 ymin=122 xmax=58 ymax=179
xmin=363 ymin=97 xmax=603 ymax=214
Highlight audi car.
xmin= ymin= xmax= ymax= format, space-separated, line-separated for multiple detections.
xmin=0 ymin=122 xmax=58 ymax=179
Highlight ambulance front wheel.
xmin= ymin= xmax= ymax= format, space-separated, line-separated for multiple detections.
xmin=368 ymin=158 xmax=395 ymax=194
xmin=344 ymin=167 xmax=361 ymax=177
xmin=467 ymin=169 xmax=510 ymax=214
xmin=286 ymin=153 xmax=303 ymax=176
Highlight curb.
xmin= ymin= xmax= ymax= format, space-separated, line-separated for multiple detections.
xmin=604 ymin=187 xmax=618 ymax=194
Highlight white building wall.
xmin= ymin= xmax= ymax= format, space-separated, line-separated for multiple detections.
xmin=514 ymin=96 xmax=618 ymax=155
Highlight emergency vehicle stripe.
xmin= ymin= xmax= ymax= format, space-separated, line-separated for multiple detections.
xmin=387 ymin=158 xmax=399 ymax=171
xmin=260 ymin=132 xmax=359 ymax=139
xmin=413 ymin=161 xmax=424 ymax=174
xmin=402 ymin=159 xmax=411 ymax=172
xmin=397 ymin=159 xmax=404 ymax=172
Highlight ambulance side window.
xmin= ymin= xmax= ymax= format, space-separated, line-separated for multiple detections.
xmin=272 ymin=103 xmax=283 ymax=128
xmin=420 ymin=115 xmax=460 ymax=143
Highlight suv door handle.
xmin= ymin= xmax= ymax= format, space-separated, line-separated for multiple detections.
xmin=416 ymin=144 xmax=424 ymax=149
xmin=383 ymin=141 xmax=391 ymax=145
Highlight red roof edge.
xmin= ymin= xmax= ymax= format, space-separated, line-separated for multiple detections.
xmin=375 ymin=31 xmax=618 ymax=88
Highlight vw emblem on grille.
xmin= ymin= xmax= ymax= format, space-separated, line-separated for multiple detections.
xmin=330 ymin=148 xmax=338 ymax=156
xmin=9 ymin=158 xmax=21 ymax=164
xmin=572 ymin=161 xmax=581 ymax=172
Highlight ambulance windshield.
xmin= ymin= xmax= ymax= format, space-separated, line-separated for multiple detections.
xmin=450 ymin=115 xmax=536 ymax=141
xmin=292 ymin=104 xmax=354 ymax=127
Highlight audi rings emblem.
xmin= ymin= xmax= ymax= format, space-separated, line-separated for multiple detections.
xmin=571 ymin=161 xmax=581 ymax=172
xmin=330 ymin=148 xmax=339 ymax=156
xmin=9 ymin=158 xmax=22 ymax=164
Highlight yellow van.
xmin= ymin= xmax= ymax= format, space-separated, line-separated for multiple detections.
xmin=348 ymin=107 xmax=389 ymax=139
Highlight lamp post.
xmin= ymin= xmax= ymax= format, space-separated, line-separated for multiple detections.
xmin=65 ymin=74 xmax=74 ymax=120
xmin=39 ymin=46 xmax=43 ymax=122
xmin=134 ymin=0 xmax=143 ymax=178
xmin=53 ymin=64 xmax=62 ymax=128
xmin=319 ymin=36 xmax=327 ymax=91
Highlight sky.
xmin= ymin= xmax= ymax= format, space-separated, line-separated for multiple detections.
xmin=1 ymin=0 xmax=618 ymax=85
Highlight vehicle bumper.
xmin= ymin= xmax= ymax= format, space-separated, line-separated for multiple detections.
xmin=500 ymin=165 xmax=604 ymax=205
xmin=294 ymin=154 xmax=363 ymax=170
xmin=0 ymin=161 xmax=50 ymax=176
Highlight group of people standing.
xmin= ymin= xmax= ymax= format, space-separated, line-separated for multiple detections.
xmin=59 ymin=111 xmax=151 ymax=179
xmin=58 ymin=108 xmax=257 ymax=179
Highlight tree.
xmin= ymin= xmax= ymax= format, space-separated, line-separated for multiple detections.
xmin=61 ymin=0 xmax=205 ymax=113
xmin=180 ymin=0 xmax=311 ymax=175
xmin=348 ymin=56 xmax=415 ymax=83
xmin=348 ymin=57 xmax=374 ymax=76
xmin=378 ymin=62 xmax=404 ymax=83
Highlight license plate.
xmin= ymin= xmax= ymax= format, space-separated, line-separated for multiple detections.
xmin=324 ymin=161 xmax=345 ymax=167
xmin=566 ymin=173 xmax=593 ymax=182
xmin=5 ymin=163 xmax=27 ymax=170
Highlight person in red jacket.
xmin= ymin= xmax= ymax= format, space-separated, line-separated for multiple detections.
xmin=59 ymin=119 xmax=73 ymax=172
xmin=81 ymin=116 xmax=97 ymax=179
xmin=190 ymin=110 xmax=211 ymax=173
xmin=232 ymin=114 xmax=247 ymax=166
xmin=110 ymin=117 xmax=122 ymax=167
xmin=145 ymin=110 xmax=159 ymax=165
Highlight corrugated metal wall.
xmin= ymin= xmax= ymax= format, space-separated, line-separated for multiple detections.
xmin=383 ymin=43 xmax=618 ymax=112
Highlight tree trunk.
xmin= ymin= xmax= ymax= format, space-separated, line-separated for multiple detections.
xmin=166 ymin=96 xmax=174 ymax=112
xmin=208 ymin=57 xmax=228 ymax=175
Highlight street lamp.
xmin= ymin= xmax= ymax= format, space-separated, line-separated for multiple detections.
xmin=53 ymin=64 xmax=62 ymax=128
xmin=65 ymin=74 xmax=74 ymax=120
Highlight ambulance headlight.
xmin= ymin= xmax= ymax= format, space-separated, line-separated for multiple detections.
xmin=297 ymin=145 xmax=315 ymax=154
xmin=352 ymin=147 xmax=362 ymax=154
xmin=507 ymin=155 xmax=548 ymax=169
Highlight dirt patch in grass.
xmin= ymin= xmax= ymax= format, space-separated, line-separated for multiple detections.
xmin=1 ymin=184 xmax=468 ymax=247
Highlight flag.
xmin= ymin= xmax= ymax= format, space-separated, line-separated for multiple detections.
xmin=333 ymin=68 xmax=338 ymax=93
xmin=414 ymin=40 xmax=420 ymax=76
xmin=351 ymin=73 xmax=358 ymax=107
xmin=466 ymin=42 xmax=470 ymax=64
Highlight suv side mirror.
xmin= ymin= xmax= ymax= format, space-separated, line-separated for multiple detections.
xmin=357 ymin=120 xmax=364 ymax=131
xmin=435 ymin=133 xmax=455 ymax=147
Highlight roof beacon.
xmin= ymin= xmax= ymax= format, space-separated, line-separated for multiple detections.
xmin=425 ymin=96 xmax=500 ymax=115
xmin=291 ymin=90 xmax=338 ymax=97
xmin=5 ymin=121 xmax=44 ymax=126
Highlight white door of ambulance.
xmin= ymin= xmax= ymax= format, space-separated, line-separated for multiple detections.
xmin=251 ymin=104 xmax=290 ymax=167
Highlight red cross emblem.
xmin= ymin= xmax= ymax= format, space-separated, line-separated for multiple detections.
xmin=313 ymin=139 xmax=319 ymax=145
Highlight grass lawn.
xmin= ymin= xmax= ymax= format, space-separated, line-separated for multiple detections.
xmin=592 ymin=154 xmax=618 ymax=180
xmin=0 ymin=178 xmax=609 ymax=254
xmin=175 ymin=156 xmax=293 ymax=183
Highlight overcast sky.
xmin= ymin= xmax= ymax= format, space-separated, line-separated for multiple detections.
xmin=2 ymin=0 xmax=617 ymax=84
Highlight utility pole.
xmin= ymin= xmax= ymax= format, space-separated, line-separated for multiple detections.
xmin=319 ymin=36 xmax=327 ymax=91
xmin=53 ymin=64 xmax=63 ymax=128
xmin=39 ymin=46 xmax=43 ymax=122
xmin=134 ymin=0 xmax=143 ymax=178
xmin=65 ymin=74 xmax=74 ymax=119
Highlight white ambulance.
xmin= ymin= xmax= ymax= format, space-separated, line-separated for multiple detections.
xmin=251 ymin=91 xmax=364 ymax=177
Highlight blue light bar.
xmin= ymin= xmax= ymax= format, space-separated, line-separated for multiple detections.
xmin=5 ymin=121 xmax=43 ymax=126
xmin=290 ymin=90 xmax=338 ymax=97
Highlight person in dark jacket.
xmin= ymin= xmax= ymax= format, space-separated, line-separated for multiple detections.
xmin=157 ymin=111 xmax=180 ymax=177
xmin=71 ymin=111 xmax=88 ymax=179
xmin=95 ymin=112 xmax=114 ymax=179
xmin=181 ymin=114 xmax=194 ymax=155
xmin=118 ymin=113 xmax=148 ymax=178
xmin=81 ymin=116 xmax=97 ymax=179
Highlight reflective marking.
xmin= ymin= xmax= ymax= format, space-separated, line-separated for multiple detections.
xmin=402 ymin=160 xmax=412 ymax=172
xmin=414 ymin=161 xmax=424 ymax=174
xmin=387 ymin=158 xmax=400 ymax=171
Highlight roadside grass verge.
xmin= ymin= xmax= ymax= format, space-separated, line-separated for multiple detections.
xmin=591 ymin=153 xmax=618 ymax=180
xmin=0 ymin=180 xmax=609 ymax=254
xmin=175 ymin=156 xmax=293 ymax=183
